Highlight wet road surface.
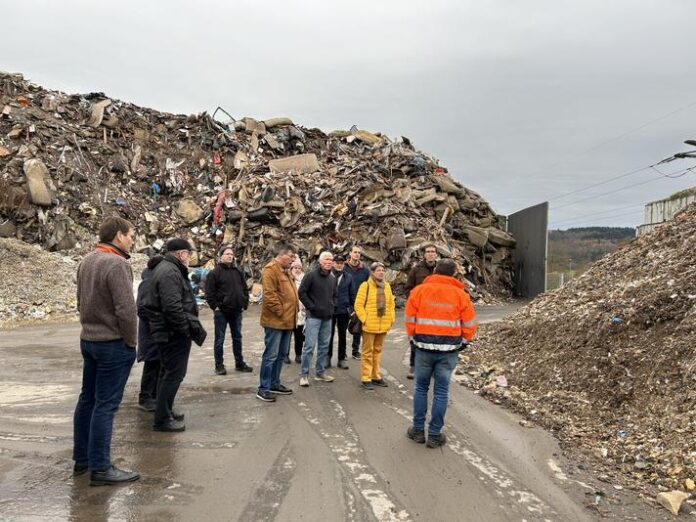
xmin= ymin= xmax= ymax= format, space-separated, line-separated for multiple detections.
xmin=0 ymin=304 xmax=663 ymax=521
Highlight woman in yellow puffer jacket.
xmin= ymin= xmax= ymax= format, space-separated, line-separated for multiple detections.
xmin=354 ymin=262 xmax=396 ymax=389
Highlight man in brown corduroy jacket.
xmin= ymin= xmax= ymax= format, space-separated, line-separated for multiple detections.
xmin=73 ymin=215 xmax=140 ymax=486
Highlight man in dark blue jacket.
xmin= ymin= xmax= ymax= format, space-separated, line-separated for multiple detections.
xmin=344 ymin=245 xmax=370 ymax=359
xmin=327 ymin=254 xmax=354 ymax=369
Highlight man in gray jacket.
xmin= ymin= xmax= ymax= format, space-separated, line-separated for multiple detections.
xmin=73 ymin=216 xmax=140 ymax=486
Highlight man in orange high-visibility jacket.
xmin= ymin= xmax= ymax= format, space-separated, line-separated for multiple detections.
xmin=404 ymin=258 xmax=477 ymax=448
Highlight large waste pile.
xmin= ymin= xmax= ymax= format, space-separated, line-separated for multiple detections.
xmin=459 ymin=204 xmax=696 ymax=497
xmin=0 ymin=71 xmax=515 ymax=299
xmin=0 ymin=237 xmax=148 ymax=328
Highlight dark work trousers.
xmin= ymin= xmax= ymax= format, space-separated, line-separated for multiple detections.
xmin=328 ymin=313 xmax=350 ymax=363
xmin=351 ymin=331 xmax=362 ymax=356
xmin=409 ymin=345 xmax=416 ymax=369
xmin=154 ymin=337 xmax=192 ymax=426
xmin=292 ymin=325 xmax=305 ymax=359
xmin=138 ymin=359 xmax=161 ymax=404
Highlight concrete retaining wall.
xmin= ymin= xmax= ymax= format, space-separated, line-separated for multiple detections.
xmin=637 ymin=191 xmax=696 ymax=237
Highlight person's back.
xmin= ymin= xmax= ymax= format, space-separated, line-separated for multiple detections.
xmin=405 ymin=259 xmax=477 ymax=449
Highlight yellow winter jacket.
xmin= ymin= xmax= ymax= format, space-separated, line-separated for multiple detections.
xmin=354 ymin=278 xmax=396 ymax=334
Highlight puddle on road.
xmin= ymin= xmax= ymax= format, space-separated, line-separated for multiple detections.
xmin=0 ymin=382 xmax=74 ymax=407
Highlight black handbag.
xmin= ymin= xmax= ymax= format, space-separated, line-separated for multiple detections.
xmin=348 ymin=313 xmax=362 ymax=335
xmin=348 ymin=283 xmax=369 ymax=335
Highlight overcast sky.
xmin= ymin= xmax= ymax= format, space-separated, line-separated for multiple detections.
xmin=3 ymin=0 xmax=695 ymax=228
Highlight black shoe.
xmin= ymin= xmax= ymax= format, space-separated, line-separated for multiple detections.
xmin=426 ymin=433 xmax=447 ymax=448
xmin=137 ymin=399 xmax=156 ymax=412
xmin=215 ymin=364 xmax=227 ymax=375
xmin=294 ymin=356 xmax=301 ymax=363
xmin=372 ymin=379 xmax=388 ymax=387
xmin=352 ymin=352 xmax=361 ymax=360
xmin=171 ymin=410 xmax=185 ymax=421
xmin=337 ymin=360 xmax=349 ymax=370
xmin=90 ymin=465 xmax=140 ymax=486
xmin=256 ymin=390 xmax=276 ymax=402
xmin=284 ymin=357 xmax=291 ymax=364
xmin=361 ymin=381 xmax=374 ymax=390
xmin=270 ymin=384 xmax=293 ymax=395
xmin=407 ymin=367 xmax=414 ymax=380
xmin=73 ymin=461 xmax=88 ymax=476
xmin=235 ymin=362 xmax=253 ymax=373
xmin=153 ymin=419 xmax=186 ymax=432
xmin=407 ymin=427 xmax=426 ymax=444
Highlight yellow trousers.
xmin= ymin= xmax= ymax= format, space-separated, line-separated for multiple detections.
xmin=361 ymin=332 xmax=386 ymax=382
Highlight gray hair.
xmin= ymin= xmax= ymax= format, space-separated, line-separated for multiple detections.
xmin=319 ymin=251 xmax=334 ymax=261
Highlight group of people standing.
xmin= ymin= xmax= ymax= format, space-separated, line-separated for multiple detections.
xmin=254 ymin=243 xmax=397 ymax=401
xmin=71 ymin=215 xmax=477 ymax=486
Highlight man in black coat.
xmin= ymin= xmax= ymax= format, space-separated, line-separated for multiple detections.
xmin=136 ymin=255 xmax=164 ymax=412
xmin=140 ymin=238 xmax=206 ymax=432
xmin=205 ymin=244 xmax=252 ymax=375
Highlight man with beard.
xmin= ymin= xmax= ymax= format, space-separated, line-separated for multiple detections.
xmin=404 ymin=243 xmax=438 ymax=379
xmin=206 ymin=244 xmax=252 ymax=375
xmin=140 ymin=239 xmax=206 ymax=432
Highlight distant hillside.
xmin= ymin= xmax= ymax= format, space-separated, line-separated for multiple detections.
xmin=547 ymin=227 xmax=635 ymax=288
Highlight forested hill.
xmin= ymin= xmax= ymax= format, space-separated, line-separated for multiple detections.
xmin=548 ymin=227 xmax=635 ymax=275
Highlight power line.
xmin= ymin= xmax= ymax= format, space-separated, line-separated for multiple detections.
xmin=552 ymin=203 xmax=645 ymax=225
xmin=552 ymin=209 xmax=645 ymax=229
xmin=551 ymin=164 xmax=695 ymax=211
xmin=547 ymin=165 xmax=653 ymax=201
xmin=530 ymin=99 xmax=696 ymax=181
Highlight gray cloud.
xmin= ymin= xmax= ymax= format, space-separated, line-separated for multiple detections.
xmin=3 ymin=0 xmax=695 ymax=228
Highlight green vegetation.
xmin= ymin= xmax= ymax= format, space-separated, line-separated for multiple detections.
xmin=547 ymin=227 xmax=635 ymax=289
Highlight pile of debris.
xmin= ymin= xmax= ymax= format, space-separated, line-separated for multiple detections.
xmin=0 ymin=71 xmax=515 ymax=299
xmin=459 ymin=204 xmax=696 ymax=500
xmin=0 ymin=237 xmax=148 ymax=328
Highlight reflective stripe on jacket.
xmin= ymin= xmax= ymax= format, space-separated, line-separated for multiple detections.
xmin=404 ymin=274 xmax=477 ymax=352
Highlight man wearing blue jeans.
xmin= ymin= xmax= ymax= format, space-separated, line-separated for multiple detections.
xmin=298 ymin=252 xmax=337 ymax=387
xmin=257 ymin=243 xmax=299 ymax=402
xmin=404 ymin=259 xmax=478 ymax=448
xmin=73 ymin=216 xmax=140 ymax=485
xmin=206 ymin=245 xmax=252 ymax=375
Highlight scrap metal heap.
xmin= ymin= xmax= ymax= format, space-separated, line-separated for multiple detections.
xmin=0 ymin=72 xmax=516 ymax=299
xmin=459 ymin=203 xmax=696 ymax=496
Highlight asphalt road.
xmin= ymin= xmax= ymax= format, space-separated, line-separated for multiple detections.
xmin=0 ymin=304 xmax=665 ymax=521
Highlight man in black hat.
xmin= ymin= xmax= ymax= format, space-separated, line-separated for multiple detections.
xmin=139 ymin=238 xmax=206 ymax=432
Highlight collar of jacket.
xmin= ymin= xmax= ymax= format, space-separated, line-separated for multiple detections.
xmin=164 ymin=253 xmax=189 ymax=278
xmin=422 ymin=273 xmax=464 ymax=289
xmin=317 ymin=267 xmax=332 ymax=277
xmin=95 ymin=242 xmax=131 ymax=259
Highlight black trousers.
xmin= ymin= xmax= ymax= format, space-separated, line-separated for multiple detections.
xmin=328 ymin=313 xmax=349 ymax=362
xmin=292 ymin=325 xmax=305 ymax=359
xmin=138 ymin=359 xmax=160 ymax=404
xmin=154 ymin=337 xmax=191 ymax=426
xmin=351 ymin=330 xmax=362 ymax=355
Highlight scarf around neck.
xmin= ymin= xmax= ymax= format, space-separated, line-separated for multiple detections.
xmin=371 ymin=275 xmax=386 ymax=316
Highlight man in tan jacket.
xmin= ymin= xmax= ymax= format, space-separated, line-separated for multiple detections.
xmin=257 ymin=243 xmax=299 ymax=402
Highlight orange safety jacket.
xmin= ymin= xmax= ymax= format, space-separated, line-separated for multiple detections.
xmin=404 ymin=274 xmax=478 ymax=352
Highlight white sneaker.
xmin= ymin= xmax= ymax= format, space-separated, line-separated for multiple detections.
xmin=300 ymin=376 xmax=310 ymax=387
xmin=314 ymin=373 xmax=335 ymax=382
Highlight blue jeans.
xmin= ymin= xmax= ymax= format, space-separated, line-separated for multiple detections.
xmin=213 ymin=309 xmax=244 ymax=367
xmin=258 ymin=328 xmax=292 ymax=392
xmin=73 ymin=339 xmax=135 ymax=471
xmin=412 ymin=350 xmax=458 ymax=436
xmin=300 ymin=317 xmax=332 ymax=376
